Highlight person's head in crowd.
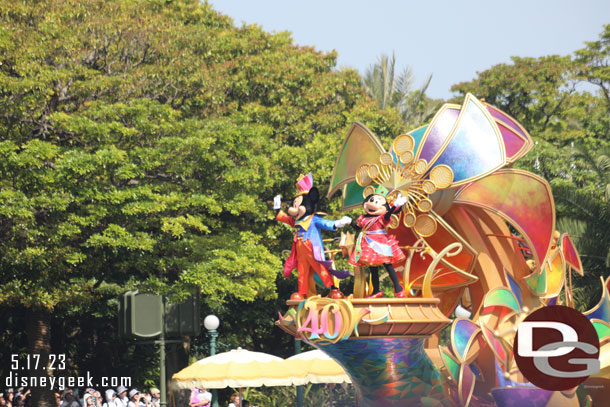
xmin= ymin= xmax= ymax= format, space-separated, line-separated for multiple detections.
xmin=63 ymin=391 xmax=75 ymax=402
xmin=0 ymin=395 xmax=5 ymax=406
xmin=117 ymin=386 xmax=128 ymax=399
xmin=54 ymin=392 xmax=61 ymax=407
xmin=150 ymin=388 xmax=160 ymax=399
xmin=105 ymin=389 xmax=116 ymax=403
xmin=5 ymin=389 xmax=13 ymax=402
xmin=129 ymin=389 xmax=140 ymax=401
xmin=83 ymin=393 xmax=94 ymax=406
xmin=230 ymin=393 xmax=241 ymax=406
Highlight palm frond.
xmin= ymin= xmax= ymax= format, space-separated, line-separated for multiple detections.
xmin=553 ymin=183 xmax=610 ymax=281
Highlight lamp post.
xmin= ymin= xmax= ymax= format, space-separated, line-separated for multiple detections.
xmin=295 ymin=338 xmax=304 ymax=407
xmin=204 ymin=315 xmax=220 ymax=407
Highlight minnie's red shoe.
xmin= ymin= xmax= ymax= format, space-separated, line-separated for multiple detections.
xmin=366 ymin=291 xmax=384 ymax=299
xmin=394 ymin=287 xmax=406 ymax=298
xmin=290 ymin=292 xmax=305 ymax=301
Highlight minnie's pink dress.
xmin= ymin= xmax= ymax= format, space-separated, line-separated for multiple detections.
xmin=348 ymin=215 xmax=405 ymax=266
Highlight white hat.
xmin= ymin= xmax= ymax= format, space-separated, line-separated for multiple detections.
xmin=129 ymin=389 xmax=140 ymax=399
xmin=117 ymin=386 xmax=128 ymax=395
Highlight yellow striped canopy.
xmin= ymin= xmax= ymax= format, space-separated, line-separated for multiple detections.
xmin=286 ymin=350 xmax=351 ymax=385
xmin=171 ymin=348 xmax=294 ymax=389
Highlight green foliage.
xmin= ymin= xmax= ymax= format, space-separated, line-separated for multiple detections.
xmin=0 ymin=0 xmax=398 ymax=312
xmin=0 ymin=0 xmax=401 ymax=396
xmin=575 ymin=24 xmax=610 ymax=111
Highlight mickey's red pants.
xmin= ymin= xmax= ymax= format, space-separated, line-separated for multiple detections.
xmin=296 ymin=239 xmax=334 ymax=296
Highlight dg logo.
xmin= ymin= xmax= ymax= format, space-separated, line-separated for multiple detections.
xmin=514 ymin=305 xmax=600 ymax=391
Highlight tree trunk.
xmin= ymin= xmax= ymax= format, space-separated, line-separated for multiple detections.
xmin=26 ymin=308 xmax=56 ymax=407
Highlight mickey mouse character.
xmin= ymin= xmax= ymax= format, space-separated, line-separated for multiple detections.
xmin=348 ymin=186 xmax=407 ymax=298
xmin=274 ymin=173 xmax=351 ymax=301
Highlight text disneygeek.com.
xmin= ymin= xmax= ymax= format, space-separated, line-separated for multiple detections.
xmin=5 ymin=371 xmax=131 ymax=391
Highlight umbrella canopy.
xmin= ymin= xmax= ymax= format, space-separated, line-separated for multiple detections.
xmin=286 ymin=349 xmax=352 ymax=385
xmin=171 ymin=348 xmax=294 ymax=389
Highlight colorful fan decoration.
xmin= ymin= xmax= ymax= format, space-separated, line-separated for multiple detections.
xmin=282 ymin=93 xmax=609 ymax=407
xmin=328 ymin=93 xmax=556 ymax=300
xmin=439 ymin=288 xmax=529 ymax=407
xmin=523 ymin=232 xmax=584 ymax=305
xmin=440 ymin=346 xmax=477 ymax=407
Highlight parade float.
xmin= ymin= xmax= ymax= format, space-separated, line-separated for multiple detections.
xmin=276 ymin=94 xmax=610 ymax=407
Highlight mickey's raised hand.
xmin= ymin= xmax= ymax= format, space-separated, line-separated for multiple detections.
xmin=273 ymin=194 xmax=282 ymax=210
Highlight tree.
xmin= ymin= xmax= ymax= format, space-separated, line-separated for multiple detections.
xmin=575 ymin=24 xmax=610 ymax=111
xmin=0 ymin=0 xmax=403 ymax=404
xmin=552 ymin=181 xmax=610 ymax=310
xmin=362 ymin=52 xmax=436 ymax=127
xmin=363 ymin=52 xmax=414 ymax=110
xmin=451 ymin=55 xmax=580 ymax=141
xmin=571 ymin=146 xmax=610 ymax=200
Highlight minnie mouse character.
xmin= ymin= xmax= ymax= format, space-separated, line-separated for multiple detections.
xmin=274 ymin=173 xmax=351 ymax=301
xmin=349 ymin=186 xmax=407 ymax=298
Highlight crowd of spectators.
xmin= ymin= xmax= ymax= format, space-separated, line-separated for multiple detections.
xmin=0 ymin=386 xmax=161 ymax=407
xmin=0 ymin=388 xmax=29 ymax=406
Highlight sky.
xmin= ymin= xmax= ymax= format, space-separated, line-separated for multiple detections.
xmin=208 ymin=0 xmax=610 ymax=99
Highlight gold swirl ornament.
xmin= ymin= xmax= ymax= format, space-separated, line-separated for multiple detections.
xmin=355 ymin=134 xmax=455 ymax=237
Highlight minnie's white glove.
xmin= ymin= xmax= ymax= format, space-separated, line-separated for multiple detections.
xmin=394 ymin=193 xmax=407 ymax=207
xmin=273 ymin=194 xmax=282 ymax=210
xmin=334 ymin=216 xmax=352 ymax=228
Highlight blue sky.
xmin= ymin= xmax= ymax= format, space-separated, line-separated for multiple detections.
xmin=208 ymin=0 xmax=609 ymax=99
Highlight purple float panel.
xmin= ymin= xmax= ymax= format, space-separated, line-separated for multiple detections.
xmin=485 ymin=104 xmax=534 ymax=162
xmin=486 ymin=104 xmax=528 ymax=140
xmin=451 ymin=318 xmax=479 ymax=361
xmin=491 ymin=387 xmax=553 ymax=407
xmin=416 ymin=105 xmax=460 ymax=163
xmin=315 ymin=337 xmax=445 ymax=407
xmin=433 ymin=96 xmax=506 ymax=186
xmin=459 ymin=364 xmax=476 ymax=406
xmin=497 ymin=121 xmax=526 ymax=160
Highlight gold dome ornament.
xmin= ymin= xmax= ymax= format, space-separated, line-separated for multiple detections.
xmin=355 ymin=134 xmax=454 ymax=237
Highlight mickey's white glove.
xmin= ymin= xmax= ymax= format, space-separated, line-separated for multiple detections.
xmin=394 ymin=193 xmax=407 ymax=207
xmin=334 ymin=216 xmax=352 ymax=228
xmin=273 ymin=194 xmax=282 ymax=210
